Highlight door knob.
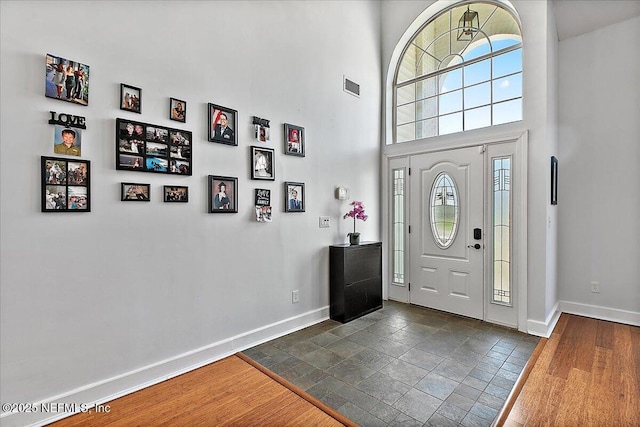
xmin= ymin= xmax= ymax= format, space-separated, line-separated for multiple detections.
xmin=467 ymin=243 xmax=481 ymax=249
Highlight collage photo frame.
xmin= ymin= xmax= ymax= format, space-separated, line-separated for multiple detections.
xmin=116 ymin=118 xmax=192 ymax=175
xmin=42 ymin=156 xmax=91 ymax=212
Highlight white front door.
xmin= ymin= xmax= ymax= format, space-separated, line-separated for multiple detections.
xmin=409 ymin=146 xmax=484 ymax=319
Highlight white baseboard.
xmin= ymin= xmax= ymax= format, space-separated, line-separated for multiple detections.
xmin=526 ymin=301 xmax=640 ymax=339
xmin=526 ymin=302 xmax=561 ymax=338
xmin=1 ymin=307 xmax=329 ymax=427
xmin=559 ymin=301 xmax=640 ymax=327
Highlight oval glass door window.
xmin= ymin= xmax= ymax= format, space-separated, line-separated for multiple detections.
xmin=430 ymin=172 xmax=459 ymax=248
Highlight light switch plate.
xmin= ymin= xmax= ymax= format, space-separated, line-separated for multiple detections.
xmin=319 ymin=216 xmax=330 ymax=228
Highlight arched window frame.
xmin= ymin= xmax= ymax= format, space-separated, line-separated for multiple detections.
xmin=392 ymin=1 xmax=523 ymax=144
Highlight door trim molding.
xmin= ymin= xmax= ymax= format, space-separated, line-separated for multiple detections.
xmin=515 ymin=131 xmax=528 ymax=333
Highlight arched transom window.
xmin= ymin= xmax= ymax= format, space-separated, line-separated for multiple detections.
xmin=394 ymin=1 xmax=522 ymax=143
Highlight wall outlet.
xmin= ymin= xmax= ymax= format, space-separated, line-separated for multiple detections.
xmin=319 ymin=216 xmax=330 ymax=228
xmin=591 ymin=281 xmax=600 ymax=293
xmin=292 ymin=290 xmax=299 ymax=303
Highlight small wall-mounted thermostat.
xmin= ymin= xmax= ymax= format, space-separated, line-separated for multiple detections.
xmin=336 ymin=187 xmax=349 ymax=200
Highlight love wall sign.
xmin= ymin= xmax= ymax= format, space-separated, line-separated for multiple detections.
xmin=48 ymin=111 xmax=86 ymax=129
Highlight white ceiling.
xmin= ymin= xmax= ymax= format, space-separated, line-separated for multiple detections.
xmin=553 ymin=0 xmax=640 ymax=40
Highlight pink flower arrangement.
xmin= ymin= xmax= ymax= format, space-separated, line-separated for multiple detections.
xmin=343 ymin=201 xmax=368 ymax=236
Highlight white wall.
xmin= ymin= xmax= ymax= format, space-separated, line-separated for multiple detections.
xmin=515 ymin=0 xmax=559 ymax=333
xmin=558 ymin=16 xmax=640 ymax=322
xmin=380 ymin=0 xmax=559 ymax=333
xmin=0 ymin=1 xmax=382 ymax=425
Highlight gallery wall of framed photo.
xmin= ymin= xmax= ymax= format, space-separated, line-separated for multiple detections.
xmin=42 ymin=52 xmax=316 ymax=219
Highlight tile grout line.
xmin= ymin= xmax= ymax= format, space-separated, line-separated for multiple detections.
xmin=243 ymin=301 xmax=538 ymax=427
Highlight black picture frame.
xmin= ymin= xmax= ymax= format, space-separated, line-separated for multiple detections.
xmin=551 ymin=156 xmax=558 ymax=205
xmin=208 ymin=175 xmax=238 ymax=213
xmin=121 ymin=183 xmax=150 ymax=202
xmin=164 ymin=186 xmax=188 ymax=203
xmin=42 ymin=156 xmax=90 ymax=212
xmin=255 ymin=188 xmax=272 ymax=222
xmin=208 ymin=103 xmax=237 ymax=146
xmin=284 ymin=181 xmax=305 ymax=212
xmin=284 ymin=123 xmax=305 ymax=157
xmin=120 ymin=83 xmax=142 ymax=114
xmin=116 ymin=118 xmax=192 ymax=176
xmin=45 ymin=53 xmax=90 ymax=106
xmin=170 ymin=98 xmax=186 ymax=123
xmin=255 ymin=188 xmax=271 ymax=206
xmin=251 ymin=146 xmax=275 ymax=181
xmin=253 ymin=116 xmax=271 ymax=143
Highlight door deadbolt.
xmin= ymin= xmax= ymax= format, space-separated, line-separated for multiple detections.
xmin=473 ymin=228 xmax=482 ymax=240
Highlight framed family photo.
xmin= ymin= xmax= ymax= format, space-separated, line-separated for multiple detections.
xmin=53 ymin=125 xmax=82 ymax=157
xmin=208 ymin=103 xmax=237 ymax=146
xmin=284 ymin=123 xmax=305 ymax=157
xmin=255 ymin=188 xmax=272 ymax=223
xmin=284 ymin=182 xmax=305 ymax=212
xmin=170 ymin=98 xmax=186 ymax=123
xmin=42 ymin=156 xmax=90 ymax=212
xmin=121 ymin=183 xmax=150 ymax=201
xmin=253 ymin=116 xmax=271 ymax=143
xmin=254 ymin=123 xmax=270 ymax=143
xmin=251 ymin=146 xmax=275 ymax=181
xmin=208 ymin=175 xmax=238 ymax=213
xmin=120 ymin=83 xmax=142 ymax=114
xmin=116 ymin=118 xmax=192 ymax=175
xmin=45 ymin=53 xmax=90 ymax=106
xmin=164 ymin=186 xmax=188 ymax=203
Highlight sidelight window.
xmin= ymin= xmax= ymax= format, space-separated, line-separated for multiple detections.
xmin=392 ymin=168 xmax=406 ymax=285
xmin=492 ymin=157 xmax=511 ymax=304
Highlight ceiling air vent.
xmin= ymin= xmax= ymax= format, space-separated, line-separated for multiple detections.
xmin=343 ymin=76 xmax=360 ymax=98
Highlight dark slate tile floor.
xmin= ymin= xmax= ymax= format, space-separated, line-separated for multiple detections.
xmin=242 ymin=301 xmax=539 ymax=427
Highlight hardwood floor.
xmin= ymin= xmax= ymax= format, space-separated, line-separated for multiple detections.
xmin=499 ymin=314 xmax=640 ymax=426
xmin=48 ymin=354 xmax=356 ymax=427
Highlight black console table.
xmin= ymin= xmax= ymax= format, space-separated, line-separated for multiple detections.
xmin=329 ymin=242 xmax=382 ymax=323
